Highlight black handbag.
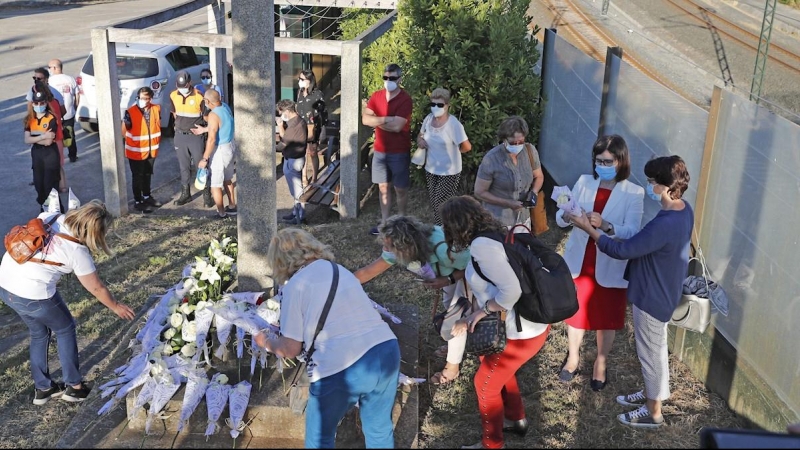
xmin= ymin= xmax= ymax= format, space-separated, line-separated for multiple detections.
xmin=286 ymin=260 xmax=339 ymax=415
xmin=465 ymin=309 xmax=507 ymax=356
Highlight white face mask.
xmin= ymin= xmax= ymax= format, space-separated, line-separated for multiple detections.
xmin=431 ymin=106 xmax=445 ymax=117
xmin=138 ymin=99 xmax=149 ymax=109
xmin=281 ymin=113 xmax=289 ymax=122
xmin=384 ymin=80 xmax=398 ymax=92
xmin=506 ymin=143 xmax=524 ymax=155
xmin=178 ymin=87 xmax=189 ymax=96
xmin=298 ymin=80 xmax=308 ymax=89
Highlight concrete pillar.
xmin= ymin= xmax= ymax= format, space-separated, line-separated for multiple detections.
xmin=338 ymin=41 xmax=362 ymax=218
xmin=91 ymin=28 xmax=127 ymax=217
xmin=232 ymin=0 xmax=275 ymax=292
xmin=207 ymin=0 xmax=227 ymax=102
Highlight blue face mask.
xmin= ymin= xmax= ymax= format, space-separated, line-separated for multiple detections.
xmin=646 ymin=183 xmax=662 ymax=202
xmin=380 ymin=249 xmax=397 ymax=265
xmin=33 ymin=104 xmax=47 ymax=114
xmin=201 ymin=78 xmax=212 ymax=86
xmin=595 ymin=164 xmax=617 ymax=181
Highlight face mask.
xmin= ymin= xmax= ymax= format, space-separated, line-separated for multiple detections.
xmin=380 ymin=249 xmax=397 ymax=265
xmin=281 ymin=113 xmax=289 ymax=122
xmin=384 ymin=80 xmax=397 ymax=92
xmin=506 ymin=143 xmax=524 ymax=155
xmin=595 ymin=164 xmax=617 ymax=181
xmin=178 ymin=87 xmax=189 ymax=96
xmin=298 ymin=80 xmax=308 ymax=89
xmin=201 ymin=78 xmax=211 ymax=86
xmin=646 ymin=183 xmax=662 ymax=202
xmin=137 ymin=99 xmax=149 ymax=109
xmin=33 ymin=104 xmax=47 ymax=114
xmin=431 ymin=106 xmax=445 ymax=117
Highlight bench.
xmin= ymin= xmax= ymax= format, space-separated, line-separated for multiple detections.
xmin=300 ymin=159 xmax=341 ymax=211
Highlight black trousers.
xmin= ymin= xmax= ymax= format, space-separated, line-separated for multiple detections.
xmin=62 ymin=116 xmax=78 ymax=160
xmin=129 ymin=157 xmax=156 ymax=202
xmin=32 ymin=144 xmax=61 ymax=206
xmin=174 ymin=131 xmax=204 ymax=186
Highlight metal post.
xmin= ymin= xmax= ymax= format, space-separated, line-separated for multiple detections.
xmin=232 ymin=0 xmax=276 ymax=292
xmin=91 ymin=28 xmax=127 ymax=217
xmin=598 ymin=46 xmax=623 ymax=138
xmin=750 ymin=0 xmax=777 ymax=102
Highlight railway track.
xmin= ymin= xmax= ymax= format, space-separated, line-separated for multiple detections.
xmin=665 ymin=0 xmax=800 ymax=75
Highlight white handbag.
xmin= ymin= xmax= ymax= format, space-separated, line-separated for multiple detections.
xmin=670 ymin=294 xmax=711 ymax=333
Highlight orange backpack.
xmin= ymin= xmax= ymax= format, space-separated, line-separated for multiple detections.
xmin=4 ymin=215 xmax=81 ymax=266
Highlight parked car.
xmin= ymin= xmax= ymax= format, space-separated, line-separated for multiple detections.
xmin=76 ymin=43 xmax=210 ymax=135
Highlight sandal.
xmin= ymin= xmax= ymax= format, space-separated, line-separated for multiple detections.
xmin=430 ymin=366 xmax=459 ymax=385
xmin=433 ymin=344 xmax=448 ymax=359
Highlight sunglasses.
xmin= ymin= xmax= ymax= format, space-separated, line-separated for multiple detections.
xmin=594 ymin=158 xmax=616 ymax=167
xmin=201 ymin=76 xmax=212 ymax=80
xmin=298 ymin=77 xmax=307 ymax=81
xmin=429 ymin=102 xmax=446 ymax=108
xmin=32 ymin=76 xmax=45 ymax=81
xmin=382 ymin=75 xmax=400 ymax=81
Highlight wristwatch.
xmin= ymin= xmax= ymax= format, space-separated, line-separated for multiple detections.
xmin=447 ymin=273 xmax=456 ymax=285
xmin=604 ymin=222 xmax=614 ymax=234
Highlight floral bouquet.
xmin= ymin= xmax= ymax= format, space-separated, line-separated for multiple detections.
xmin=551 ymin=185 xmax=582 ymax=217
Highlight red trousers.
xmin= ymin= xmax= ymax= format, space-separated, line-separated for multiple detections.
xmin=474 ymin=326 xmax=550 ymax=449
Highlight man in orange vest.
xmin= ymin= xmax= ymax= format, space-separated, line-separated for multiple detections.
xmin=122 ymin=87 xmax=163 ymax=213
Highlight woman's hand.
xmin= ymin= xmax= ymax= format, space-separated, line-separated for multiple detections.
xmin=587 ymin=212 xmax=604 ymax=229
xmin=571 ymin=211 xmax=593 ymax=232
xmin=452 ymin=310 xmax=487 ymax=336
xmin=422 ymin=276 xmax=450 ymax=290
xmin=254 ymin=332 xmax=269 ymax=351
xmin=417 ymin=136 xmax=428 ymax=149
xmin=112 ymin=302 xmax=135 ymax=321
xmin=508 ymin=199 xmax=524 ymax=211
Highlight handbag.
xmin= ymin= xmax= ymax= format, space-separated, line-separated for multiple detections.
xmin=524 ymin=144 xmax=549 ymax=236
xmin=286 ymin=260 xmax=339 ymax=415
xmin=465 ymin=298 xmax=507 ymax=356
xmin=670 ymin=240 xmax=727 ymax=333
xmin=670 ymin=294 xmax=711 ymax=333
xmin=411 ymin=114 xmax=432 ymax=168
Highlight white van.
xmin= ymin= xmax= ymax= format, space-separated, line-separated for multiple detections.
xmin=76 ymin=43 xmax=210 ymax=134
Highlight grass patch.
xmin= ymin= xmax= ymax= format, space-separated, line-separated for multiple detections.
xmin=0 ymin=184 xmax=746 ymax=448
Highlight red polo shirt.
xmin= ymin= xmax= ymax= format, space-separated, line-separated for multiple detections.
xmin=366 ymin=88 xmax=413 ymax=154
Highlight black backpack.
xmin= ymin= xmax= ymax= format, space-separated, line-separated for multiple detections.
xmin=471 ymin=225 xmax=578 ymax=331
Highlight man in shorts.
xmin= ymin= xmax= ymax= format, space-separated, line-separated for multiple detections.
xmin=362 ymin=63 xmax=413 ymax=235
xmin=194 ymin=90 xmax=236 ymax=219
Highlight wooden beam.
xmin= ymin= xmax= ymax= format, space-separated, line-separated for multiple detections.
xmin=107 ymin=28 xmax=232 ymax=48
xmin=356 ymin=10 xmax=397 ymax=49
xmin=275 ymin=37 xmax=342 ymax=56
xmin=694 ymin=83 xmax=725 ymax=248
xmin=113 ymin=0 xmax=213 ymax=29
xmin=274 ymin=0 xmax=397 ymax=9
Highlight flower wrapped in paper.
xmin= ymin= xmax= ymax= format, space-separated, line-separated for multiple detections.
xmin=551 ymin=185 xmax=582 ymax=217
xmin=226 ymin=380 xmax=252 ymax=439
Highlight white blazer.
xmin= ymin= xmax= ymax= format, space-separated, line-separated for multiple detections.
xmin=555 ymin=175 xmax=644 ymax=288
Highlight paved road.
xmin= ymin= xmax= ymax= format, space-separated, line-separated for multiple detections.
xmin=0 ymin=0 xmax=216 ymax=235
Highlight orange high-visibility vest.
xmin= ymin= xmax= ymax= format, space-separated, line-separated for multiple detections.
xmin=124 ymin=105 xmax=161 ymax=160
xmin=27 ymin=113 xmax=57 ymax=142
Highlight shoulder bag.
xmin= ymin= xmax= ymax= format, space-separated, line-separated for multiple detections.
xmin=464 ymin=297 xmax=507 ymax=356
xmin=286 ymin=260 xmax=339 ymax=415
xmin=524 ymin=143 xmax=549 ymax=236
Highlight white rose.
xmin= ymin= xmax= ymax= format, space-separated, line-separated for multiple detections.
xmin=216 ymin=374 xmax=229 ymax=385
xmin=162 ymin=344 xmax=174 ymax=356
xmin=182 ymin=321 xmax=197 ymax=342
xmin=179 ymin=303 xmax=194 ymax=315
xmin=265 ymin=298 xmax=280 ymax=310
xmin=407 ymin=261 xmax=421 ymax=271
xmin=180 ymin=343 xmax=197 ymax=357
xmin=163 ymin=328 xmax=177 ymax=340
xmin=170 ymin=312 xmax=184 ymax=328
xmin=195 ymin=300 xmax=210 ymax=311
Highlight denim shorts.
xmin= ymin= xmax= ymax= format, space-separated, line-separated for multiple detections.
xmin=371 ymin=151 xmax=411 ymax=188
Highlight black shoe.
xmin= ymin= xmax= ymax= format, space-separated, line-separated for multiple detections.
xmin=369 ymin=226 xmax=380 ymax=236
xmin=502 ymin=417 xmax=529 ymax=437
xmin=134 ymin=201 xmax=153 ymax=214
xmin=212 ymin=212 xmax=230 ymax=220
xmin=33 ymin=382 xmax=65 ymax=405
xmin=224 ymin=206 xmax=238 ymax=216
xmin=143 ymin=196 xmax=162 ymax=208
xmin=62 ymin=383 xmax=91 ymax=403
xmin=69 ymin=156 xmax=78 ymax=163
xmin=558 ymin=355 xmax=579 ymax=382
xmin=282 ymin=212 xmax=296 ymax=221
xmin=29 ymin=181 xmax=35 ymax=186
xmin=174 ymin=184 xmax=192 ymax=206
xmin=282 ymin=215 xmax=304 ymax=225
xmin=590 ymin=369 xmax=608 ymax=392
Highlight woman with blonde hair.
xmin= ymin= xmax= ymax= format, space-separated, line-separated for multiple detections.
xmin=354 ymin=215 xmax=470 ymax=385
xmin=255 ymin=228 xmax=400 ymax=448
xmin=0 ymin=200 xmax=135 ymax=406
xmin=415 ymin=87 xmax=471 ymax=225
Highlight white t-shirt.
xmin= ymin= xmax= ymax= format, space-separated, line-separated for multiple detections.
xmin=421 ymin=114 xmax=469 ymax=176
xmin=466 ymin=236 xmax=548 ymax=340
xmin=0 ymin=213 xmax=96 ymax=299
xmin=47 ymin=74 xmax=79 ymax=120
xmin=278 ymin=259 xmax=397 ymax=383
xmin=25 ymin=85 xmax=65 ymax=109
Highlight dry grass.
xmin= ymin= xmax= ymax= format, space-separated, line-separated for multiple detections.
xmin=0 ymin=182 xmax=746 ymax=448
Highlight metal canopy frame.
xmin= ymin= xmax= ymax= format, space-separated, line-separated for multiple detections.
xmin=93 ymin=0 xmax=396 ymax=220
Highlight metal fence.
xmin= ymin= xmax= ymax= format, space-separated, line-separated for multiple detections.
xmin=537 ymin=28 xmax=800 ymax=421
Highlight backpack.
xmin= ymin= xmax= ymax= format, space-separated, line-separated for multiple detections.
xmin=4 ymin=215 xmax=81 ymax=266
xmin=471 ymin=224 xmax=578 ymax=331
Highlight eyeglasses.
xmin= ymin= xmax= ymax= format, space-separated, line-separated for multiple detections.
xmin=429 ymin=102 xmax=446 ymax=108
xmin=507 ymin=139 xmax=525 ymax=146
xmin=382 ymin=75 xmax=400 ymax=81
xmin=594 ymin=158 xmax=616 ymax=167
xmin=32 ymin=76 xmax=45 ymax=81
xmin=200 ymin=76 xmax=212 ymax=80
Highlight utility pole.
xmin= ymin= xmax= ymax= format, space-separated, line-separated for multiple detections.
xmin=602 ymin=0 xmax=610 ymax=15
xmin=750 ymin=0 xmax=777 ymax=103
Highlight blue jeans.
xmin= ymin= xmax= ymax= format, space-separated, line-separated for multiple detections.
xmin=305 ymin=339 xmax=400 ymax=448
xmin=0 ymin=287 xmax=81 ymax=389
xmin=283 ymin=156 xmax=306 ymax=219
